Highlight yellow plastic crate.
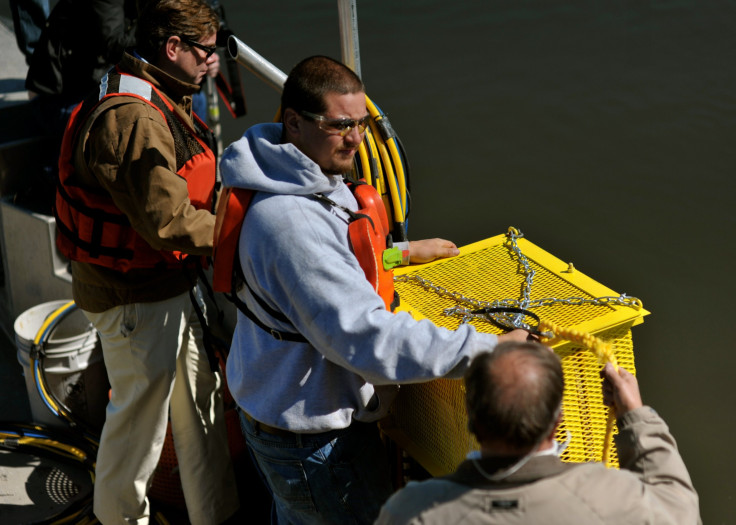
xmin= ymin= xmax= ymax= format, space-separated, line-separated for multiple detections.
xmin=381 ymin=232 xmax=649 ymax=476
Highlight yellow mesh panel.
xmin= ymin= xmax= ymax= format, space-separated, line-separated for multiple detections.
xmin=382 ymin=234 xmax=648 ymax=476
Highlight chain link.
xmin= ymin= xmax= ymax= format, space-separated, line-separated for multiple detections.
xmin=505 ymin=227 xmax=534 ymax=311
xmin=393 ymin=227 xmax=643 ymax=329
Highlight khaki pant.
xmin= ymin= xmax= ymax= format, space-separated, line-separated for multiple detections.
xmin=85 ymin=289 xmax=239 ymax=524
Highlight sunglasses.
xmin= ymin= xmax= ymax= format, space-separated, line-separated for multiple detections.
xmin=180 ymin=37 xmax=217 ymax=59
xmin=300 ymin=110 xmax=371 ymax=137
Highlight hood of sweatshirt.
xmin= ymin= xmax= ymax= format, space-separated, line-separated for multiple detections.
xmin=220 ymin=122 xmax=343 ymax=196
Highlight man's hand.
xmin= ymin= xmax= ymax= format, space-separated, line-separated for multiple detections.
xmin=601 ymin=363 xmax=643 ymax=418
xmin=409 ymin=238 xmax=459 ymax=264
xmin=496 ymin=329 xmax=535 ymax=344
xmin=206 ymin=53 xmax=221 ymax=78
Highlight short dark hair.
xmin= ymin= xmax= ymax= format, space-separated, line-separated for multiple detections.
xmin=281 ymin=55 xmax=365 ymax=116
xmin=465 ymin=342 xmax=563 ymax=450
xmin=136 ymin=0 xmax=219 ymax=61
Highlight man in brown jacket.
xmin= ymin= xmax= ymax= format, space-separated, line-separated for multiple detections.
xmin=54 ymin=0 xmax=237 ymax=523
xmin=376 ymin=341 xmax=701 ymax=524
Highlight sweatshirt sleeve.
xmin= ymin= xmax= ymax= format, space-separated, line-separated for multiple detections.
xmin=241 ymin=194 xmax=498 ymax=385
xmin=615 ymin=406 xmax=701 ymax=524
xmin=85 ymin=99 xmax=215 ymax=255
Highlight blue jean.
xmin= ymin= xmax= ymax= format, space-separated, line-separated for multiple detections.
xmin=239 ymin=411 xmax=394 ymax=525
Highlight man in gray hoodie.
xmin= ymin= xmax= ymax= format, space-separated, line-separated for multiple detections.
xmin=376 ymin=342 xmax=701 ymax=524
xmin=219 ymin=55 xmax=530 ymax=524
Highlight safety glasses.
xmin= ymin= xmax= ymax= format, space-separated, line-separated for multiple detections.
xmin=180 ymin=37 xmax=217 ymax=59
xmin=300 ymin=110 xmax=371 ymax=137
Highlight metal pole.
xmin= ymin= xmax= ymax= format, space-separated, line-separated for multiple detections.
xmin=205 ymin=76 xmax=222 ymax=162
xmin=337 ymin=0 xmax=361 ymax=77
xmin=227 ymin=35 xmax=287 ymax=92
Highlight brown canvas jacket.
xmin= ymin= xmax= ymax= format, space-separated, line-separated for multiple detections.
xmin=66 ymin=52 xmax=215 ymax=312
xmin=376 ymin=407 xmax=700 ymax=524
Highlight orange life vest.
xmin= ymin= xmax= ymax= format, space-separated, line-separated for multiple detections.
xmin=345 ymin=181 xmax=399 ymax=311
xmin=55 ymin=68 xmax=216 ymax=272
xmin=212 ymin=179 xmax=399 ymax=312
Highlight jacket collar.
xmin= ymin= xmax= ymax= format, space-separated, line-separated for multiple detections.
xmin=446 ymin=455 xmax=575 ymax=487
xmin=119 ymin=52 xmax=201 ymax=113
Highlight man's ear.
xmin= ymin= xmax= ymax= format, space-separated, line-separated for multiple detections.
xmin=548 ymin=410 xmax=563 ymax=440
xmin=163 ymin=35 xmax=181 ymax=62
xmin=282 ymin=108 xmax=301 ymax=137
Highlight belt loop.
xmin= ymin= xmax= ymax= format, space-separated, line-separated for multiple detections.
xmin=245 ymin=412 xmax=261 ymax=436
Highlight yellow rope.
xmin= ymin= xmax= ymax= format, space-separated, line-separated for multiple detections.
xmin=538 ymin=319 xmax=619 ymax=467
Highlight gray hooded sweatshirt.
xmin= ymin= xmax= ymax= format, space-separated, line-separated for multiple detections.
xmin=220 ymin=123 xmax=498 ymax=433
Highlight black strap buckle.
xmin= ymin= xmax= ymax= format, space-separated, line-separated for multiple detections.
xmin=471 ymin=306 xmax=547 ymax=337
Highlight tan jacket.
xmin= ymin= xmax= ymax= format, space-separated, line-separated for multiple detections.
xmin=376 ymin=407 xmax=700 ymax=524
xmin=66 ymin=52 xmax=215 ymax=312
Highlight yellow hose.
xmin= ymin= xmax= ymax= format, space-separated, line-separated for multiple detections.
xmin=33 ymin=300 xmax=76 ymax=346
xmin=363 ymin=125 xmax=385 ymax=193
xmin=357 ymin=140 xmax=372 ymax=186
xmin=32 ymin=301 xmax=76 ymax=418
xmin=386 ymin=138 xmax=408 ymax=213
xmin=367 ymin=118 xmax=400 ymax=220
xmin=365 ymin=96 xmax=407 ymax=227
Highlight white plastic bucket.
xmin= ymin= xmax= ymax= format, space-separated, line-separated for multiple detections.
xmin=15 ymin=300 xmax=108 ymax=431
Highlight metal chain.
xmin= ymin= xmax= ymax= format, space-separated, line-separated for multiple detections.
xmin=393 ymin=227 xmax=643 ymax=328
xmin=505 ymin=227 xmax=534 ymax=311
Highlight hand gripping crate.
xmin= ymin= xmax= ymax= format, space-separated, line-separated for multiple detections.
xmin=380 ymin=232 xmax=649 ymax=476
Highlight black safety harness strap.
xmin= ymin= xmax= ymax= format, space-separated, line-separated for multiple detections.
xmin=313 ymin=192 xmax=376 ymax=229
xmin=221 ymin=192 xmax=373 ymax=344
xmin=226 ymin=281 xmax=307 ymax=343
xmin=218 ymin=191 xmax=307 ymax=343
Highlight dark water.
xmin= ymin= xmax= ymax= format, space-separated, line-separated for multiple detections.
xmin=221 ymin=1 xmax=735 ymax=521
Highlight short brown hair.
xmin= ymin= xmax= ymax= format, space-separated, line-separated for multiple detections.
xmin=465 ymin=342 xmax=563 ymax=450
xmin=281 ymin=55 xmax=364 ymax=115
xmin=136 ymin=0 xmax=219 ymax=60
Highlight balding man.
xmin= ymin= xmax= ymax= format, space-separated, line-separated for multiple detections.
xmin=376 ymin=341 xmax=701 ymax=524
